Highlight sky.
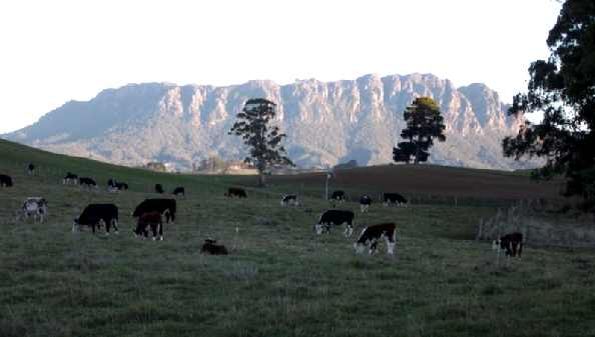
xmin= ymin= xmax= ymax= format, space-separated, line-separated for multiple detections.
xmin=0 ymin=0 xmax=562 ymax=134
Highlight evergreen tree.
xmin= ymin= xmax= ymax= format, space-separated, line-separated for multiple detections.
xmin=229 ymin=98 xmax=293 ymax=186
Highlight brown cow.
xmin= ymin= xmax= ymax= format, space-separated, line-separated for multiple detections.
xmin=134 ymin=211 xmax=164 ymax=240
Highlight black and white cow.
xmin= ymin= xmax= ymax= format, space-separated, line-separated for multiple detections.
xmin=132 ymin=198 xmax=177 ymax=224
xmin=155 ymin=184 xmax=164 ymax=194
xmin=79 ymin=177 xmax=97 ymax=189
xmin=133 ymin=211 xmax=164 ymax=240
xmin=354 ymin=223 xmax=397 ymax=255
xmin=225 ymin=187 xmax=247 ymax=198
xmin=26 ymin=163 xmax=35 ymax=176
xmin=0 ymin=174 xmax=13 ymax=187
xmin=359 ymin=195 xmax=372 ymax=213
xmin=314 ymin=209 xmax=355 ymax=236
xmin=20 ymin=197 xmax=48 ymax=223
xmin=200 ymin=239 xmax=229 ymax=255
xmin=382 ymin=193 xmax=408 ymax=207
xmin=281 ymin=194 xmax=299 ymax=207
xmin=172 ymin=187 xmax=185 ymax=197
xmin=107 ymin=179 xmax=128 ymax=192
xmin=330 ymin=190 xmax=346 ymax=202
xmin=492 ymin=232 xmax=523 ymax=258
xmin=63 ymin=172 xmax=78 ymax=185
xmin=73 ymin=204 xmax=119 ymax=234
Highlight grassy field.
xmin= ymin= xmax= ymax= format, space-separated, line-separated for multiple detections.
xmin=1 ymin=139 xmax=594 ymax=337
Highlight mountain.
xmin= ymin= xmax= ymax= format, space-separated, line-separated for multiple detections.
xmin=3 ymin=73 xmax=532 ymax=171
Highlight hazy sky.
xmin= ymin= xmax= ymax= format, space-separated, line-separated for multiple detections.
xmin=0 ymin=0 xmax=561 ymax=133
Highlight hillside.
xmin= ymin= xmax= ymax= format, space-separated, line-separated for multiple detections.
xmin=4 ymin=73 xmax=535 ymax=171
xmin=1 ymin=139 xmax=593 ymax=337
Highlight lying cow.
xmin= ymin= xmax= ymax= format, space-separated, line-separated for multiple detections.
xmin=73 ymin=203 xmax=119 ymax=234
xmin=63 ymin=172 xmax=78 ymax=185
xmin=0 ymin=174 xmax=13 ymax=187
xmin=133 ymin=211 xmax=164 ymax=240
xmin=225 ymin=187 xmax=247 ymax=198
xmin=79 ymin=177 xmax=97 ymax=189
xmin=314 ymin=209 xmax=354 ymax=236
xmin=354 ymin=223 xmax=397 ymax=255
xmin=359 ymin=195 xmax=372 ymax=213
xmin=330 ymin=190 xmax=346 ymax=202
xmin=172 ymin=187 xmax=185 ymax=197
xmin=20 ymin=197 xmax=48 ymax=223
xmin=200 ymin=239 xmax=229 ymax=255
xmin=492 ymin=232 xmax=523 ymax=258
xmin=132 ymin=198 xmax=177 ymax=224
xmin=382 ymin=193 xmax=408 ymax=207
xmin=108 ymin=179 xmax=129 ymax=192
xmin=155 ymin=184 xmax=164 ymax=194
xmin=281 ymin=194 xmax=299 ymax=207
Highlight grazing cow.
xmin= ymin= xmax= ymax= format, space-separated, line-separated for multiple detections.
xmin=73 ymin=204 xmax=119 ymax=234
xmin=225 ymin=187 xmax=247 ymax=198
xmin=63 ymin=172 xmax=79 ymax=185
xmin=155 ymin=184 xmax=164 ymax=194
xmin=172 ymin=187 xmax=185 ymax=197
xmin=79 ymin=177 xmax=97 ymax=189
xmin=20 ymin=197 xmax=48 ymax=223
xmin=200 ymin=239 xmax=229 ymax=255
xmin=359 ymin=195 xmax=372 ymax=213
xmin=281 ymin=194 xmax=299 ymax=207
xmin=354 ymin=223 xmax=397 ymax=255
xmin=314 ymin=209 xmax=355 ymax=236
xmin=133 ymin=211 xmax=164 ymax=240
xmin=330 ymin=190 xmax=346 ymax=202
xmin=132 ymin=199 xmax=177 ymax=224
xmin=0 ymin=174 xmax=13 ymax=187
xmin=493 ymin=232 xmax=523 ymax=258
xmin=107 ymin=179 xmax=128 ymax=192
xmin=26 ymin=163 xmax=35 ymax=176
xmin=382 ymin=193 xmax=408 ymax=207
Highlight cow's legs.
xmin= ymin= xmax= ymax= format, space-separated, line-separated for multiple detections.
xmin=384 ymin=232 xmax=396 ymax=255
xmin=343 ymin=222 xmax=353 ymax=237
xmin=369 ymin=240 xmax=378 ymax=255
xmin=158 ymin=222 xmax=163 ymax=240
xmin=112 ymin=219 xmax=119 ymax=234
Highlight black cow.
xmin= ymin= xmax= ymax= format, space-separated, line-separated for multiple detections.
xmin=155 ymin=184 xmax=164 ymax=194
xmin=172 ymin=187 xmax=185 ymax=197
xmin=382 ymin=193 xmax=408 ymax=207
xmin=79 ymin=177 xmax=97 ymax=189
xmin=225 ymin=187 xmax=247 ymax=198
xmin=133 ymin=211 xmax=164 ymax=240
xmin=330 ymin=190 xmax=346 ymax=202
xmin=26 ymin=163 xmax=35 ymax=175
xmin=73 ymin=204 xmax=119 ymax=234
xmin=200 ymin=239 xmax=229 ymax=255
xmin=493 ymin=232 xmax=523 ymax=258
xmin=281 ymin=194 xmax=299 ymax=206
xmin=132 ymin=199 xmax=177 ymax=224
xmin=0 ymin=174 xmax=13 ymax=187
xmin=359 ymin=195 xmax=372 ymax=213
xmin=314 ymin=209 xmax=355 ymax=236
xmin=63 ymin=172 xmax=78 ymax=185
xmin=354 ymin=223 xmax=397 ymax=255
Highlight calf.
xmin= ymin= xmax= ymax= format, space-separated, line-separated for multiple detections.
xmin=155 ymin=184 xmax=164 ymax=194
xmin=314 ymin=209 xmax=355 ymax=236
xmin=63 ymin=172 xmax=78 ymax=185
xmin=172 ymin=187 xmax=185 ymax=197
xmin=382 ymin=193 xmax=408 ymax=207
xmin=21 ymin=197 xmax=48 ymax=223
xmin=281 ymin=194 xmax=299 ymax=207
xmin=330 ymin=190 xmax=346 ymax=202
xmin=225 ymin=187 xmax=247 ymax=198
xmin=200 ymin=239 xmax=229 ymax=255
xmin=133 ymin=211 xmax=164 ymax=240
xmin=359 ymin=195 xmax=372 ymax=213
xmin=73 ymin=204 xmax=119 ymax=234
xmin=79 ymin=177 xmax=97 ymax=189
xmin=132 ymin=199 xmax=177 ymax=224
xmin=354 ymin=223 xmax=397 ymax=255
xmin=0 ymin=174 xmax=13 ymax=187
xmin=493 ymin=232 xmax=523 ymax=258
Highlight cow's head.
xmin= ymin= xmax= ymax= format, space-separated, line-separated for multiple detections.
xmin=314 ymin=223 xmax=325 ymax=235
xmin=353 ymin=242 xmax=366 ymax=254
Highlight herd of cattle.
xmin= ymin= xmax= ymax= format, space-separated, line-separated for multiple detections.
xmin=0 ymin=166 xmax=523 ymax=258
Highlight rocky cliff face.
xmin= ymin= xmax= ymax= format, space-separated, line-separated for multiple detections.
xmin=4 ymin=73 xmax=529 ymax=170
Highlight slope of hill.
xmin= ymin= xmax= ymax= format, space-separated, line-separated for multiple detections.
xmin=4 ymin=73 xmax=535 ymax=171
xmin=1 ymin=139 xmax=592 ymax=337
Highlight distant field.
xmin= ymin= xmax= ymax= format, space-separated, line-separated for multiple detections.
xmin=1 ymin=139 xmax=593 ymax=337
